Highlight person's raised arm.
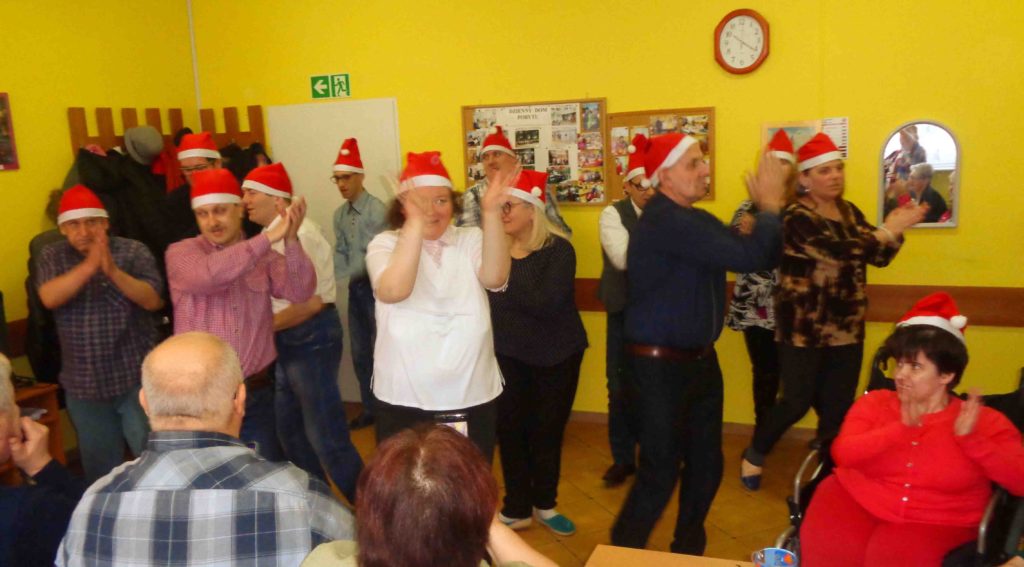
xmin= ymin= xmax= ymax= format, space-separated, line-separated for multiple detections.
xmin=268 ymin=197 xmax=316 ymax=304
xmin=99 ymin=234 xmax=164 ymax=311
xmin=478 ymin=167 xmax=516 ymax=289
xmin=831 ymin=392 xmax=911 ymax=468
xmin=599 ymin=206 xmax=629 ymax=270
xmin=373 ymin=182 xmax=427 ymax=303
xmin=38 ymin=243 xmax=101 ymax=309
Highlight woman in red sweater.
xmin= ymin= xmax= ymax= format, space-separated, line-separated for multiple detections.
xmin=801 ymin=292 xmax=1024 ymax=566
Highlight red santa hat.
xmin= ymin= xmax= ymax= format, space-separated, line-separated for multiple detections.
xmin=176 ymin=132 xmax=221 ymax=161
xmin=767 ymin=129 xmax=795 ymax=164
xmin=479 ymin=126 xmax=515 ymax=157
xmin=624 ymin=133 xmax=651 ymax=188
xmin=896 ymin=292 xmax=968 ymax=343
xmin=57 ymin=185 xmax=108 ymax=224
xmin=190 ymin=168 xmax=242 ymax=209
xmin=644 ymin=133 xmax=700 ymax=188
xmin=333 ymin=138 xmax=365 ymax=174
xmin=399 ymin=151 xmax=453 ymax=192
xmin=506 ymin=170 xmax=548 ymax=207
xmin=797 ymin=132 xmax=842 ymax=171
xmin=242 ymin=162 xmax=293 ymax=199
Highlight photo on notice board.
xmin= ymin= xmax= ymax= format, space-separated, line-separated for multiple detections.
xmin=551 ymin=105 xmax=577 ymax=127
xmin=610 ymin=126 xmax=630 ymax=157
xmin=515 ymin=128 xmax=541 ymax=147
xmin=515 ymin=148 xmax=536 ymax=167
xmin=0 ymin=93 xmax=20 ymax=171
xmin=581 ymin=102 xmax=601 ymax=132
xmin=473 ymin=109 xmax=497 ymax=130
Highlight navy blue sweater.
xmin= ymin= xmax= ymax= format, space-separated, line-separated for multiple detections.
xmin=625 ymin=192 xmax=782 ymax=350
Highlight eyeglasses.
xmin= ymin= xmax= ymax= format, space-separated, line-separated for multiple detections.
xmin=180 ymin=163 xmax=213 ymax=175
xmin=501 ymin=201 xmax=528 ymax=215
xmin=330 ymin=175 xmax=350 ymax=184
xmin=626 ymin=179 xmax=652 ymax=192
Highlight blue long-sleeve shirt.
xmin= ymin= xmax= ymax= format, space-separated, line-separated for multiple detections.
xmin=625 ymin=192 xmax=782 ymax=350
xmin=333 ymin=189 xmax=388 ymax=281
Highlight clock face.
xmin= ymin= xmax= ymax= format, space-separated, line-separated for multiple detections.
xmin=716 ymin=11 xmax=769 ymax=74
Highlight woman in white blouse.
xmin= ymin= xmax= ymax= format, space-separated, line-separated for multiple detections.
xmin=365 ymin=151 xmax=513 ymax=459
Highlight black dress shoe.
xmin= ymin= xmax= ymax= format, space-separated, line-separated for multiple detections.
xmin=349 ymin=413 xmax=375 ymax=430
xmin=602 ymin=463 xmax=636 ymax=487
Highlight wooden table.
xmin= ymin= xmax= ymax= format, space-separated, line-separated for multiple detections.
xmin=586 ymin=545 xmax=755 ymax=567
xmin=0 ymin=383 xmax=65 ymax=485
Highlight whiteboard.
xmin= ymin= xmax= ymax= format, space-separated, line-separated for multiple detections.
xmin=267 ymin=98 xmax=401 ymax=402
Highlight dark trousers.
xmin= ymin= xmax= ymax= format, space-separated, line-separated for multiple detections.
xmin=611 ymin=348 xmax=724 ymax=555
xmin=747 ymin=342 xmax=863 ymax=465
xmin=240 ymin=367 xmax=285 ymax=462
xmin=742 ymin=327 xmax=781 ymax=428
xmin=275 ymin=307 xmax=364 ymax=502
xmin=348 ymin=278 xmax=377 ymax=416
xmin=606 ymin=311 xmax=638 ymax=467
xmin=375 ymin=397 xmax=498 ymax=462
xmin=496 ymin=350 xmax=584 ymax=518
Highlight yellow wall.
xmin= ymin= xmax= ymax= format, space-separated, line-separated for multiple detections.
xmin=4 ymin=1 xmax=1023 ymax=425
xmin=0 ymin=1 xmax=197 ymax=319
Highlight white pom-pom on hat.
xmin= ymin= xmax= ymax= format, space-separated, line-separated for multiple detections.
xmin=628 ymin=144 xmax=636 ymax=154
xmin=531 ymin=187 xmax=542 ymax=197
xmin=951 ymin=315 xmax=968 ymax=329
xmin=641 ymin=178 xmax=651 ymax=188
xmin=489 ymin=126 xmax=498 ymax=134
xmin=341 ymin=149 xmax=350 ymax=156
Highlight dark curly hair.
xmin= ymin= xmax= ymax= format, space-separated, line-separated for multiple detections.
xmin=883 ymin=325 xmax=969 ymax=390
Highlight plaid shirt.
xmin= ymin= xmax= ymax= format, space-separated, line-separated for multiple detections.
xmin=166 ymin=234 xmax=315 ymax=376
xmin=36 ymin=237 xmax=163 ymax=400
xmin=457 ymin=180 xmax=573 ymax=236
xmin=57 ymin=431 xmax=354 ymax=567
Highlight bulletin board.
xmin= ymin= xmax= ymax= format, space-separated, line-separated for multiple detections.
xmin=461 ymin=98 xmax=609 ymax=206
xmin=606 ymin=107 xmax=716 ymax=201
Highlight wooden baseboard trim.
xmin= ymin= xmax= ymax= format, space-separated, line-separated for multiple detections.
xmin=576 ymin=279 xmax=1024 ymax=327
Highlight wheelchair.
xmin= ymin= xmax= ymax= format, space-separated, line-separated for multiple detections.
xmin=773 ymin=351 xmax=1024 ymax=566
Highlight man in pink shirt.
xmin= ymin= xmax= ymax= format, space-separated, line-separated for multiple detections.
xmin=165 ymin=168 xmax=315 ymax=460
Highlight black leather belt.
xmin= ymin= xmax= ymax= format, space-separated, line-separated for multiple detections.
xmin=626 ymin=343 xmax=713 ymax=362
xmin=245 ymin=365 xmax=273 ymax=391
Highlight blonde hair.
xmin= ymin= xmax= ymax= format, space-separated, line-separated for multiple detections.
xmin=520 ymin=199 xmax=569 ymax=252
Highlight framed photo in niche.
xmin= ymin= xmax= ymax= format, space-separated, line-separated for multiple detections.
xmin=0 ymin=93 xmax=19 ymax=171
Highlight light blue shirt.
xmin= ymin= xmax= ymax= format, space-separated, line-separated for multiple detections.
xmin=333 ymin=189 xmax=388 ymax=281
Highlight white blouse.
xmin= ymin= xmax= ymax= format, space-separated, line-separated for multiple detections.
xmin=365 ymin=226 xmax=504 ymax=411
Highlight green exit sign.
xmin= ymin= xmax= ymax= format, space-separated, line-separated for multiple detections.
xmin=311 ymin=74 xmax=351 ymax=99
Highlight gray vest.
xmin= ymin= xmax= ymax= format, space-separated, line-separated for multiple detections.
xmin=597 ymin=198 xmax=639 ymax=313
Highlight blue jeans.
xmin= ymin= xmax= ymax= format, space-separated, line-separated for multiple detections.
xmin=348 ymin=278 xmax=377 ymax=415
xmin=240 ymin=377 xmax=285 ymax=462
xmin=275 ymin=306 xmax=364 ymax=502
xmin=65 ymin=385 xmax=150 ymax=482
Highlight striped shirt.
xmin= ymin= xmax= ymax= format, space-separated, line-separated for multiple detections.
xmin=166 ymin=234 xmax=315 ymax=376
xmin=57 ymin=431 xmax=354 ymax=567
xmin=36 ymin=237 xmax=163 ymax=400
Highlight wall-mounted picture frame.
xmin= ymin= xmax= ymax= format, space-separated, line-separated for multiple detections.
xmin=0 ymin=93 xmax=20 ymax=171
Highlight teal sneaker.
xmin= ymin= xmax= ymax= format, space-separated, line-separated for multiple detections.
xmin=498 ymin=512 xmax=532 ymax=531
xmin=534 ymin=510 xmax=575 ymax=536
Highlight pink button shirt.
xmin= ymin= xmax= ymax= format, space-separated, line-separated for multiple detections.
xmin=166 ymin=233 xmax=316 ymax=376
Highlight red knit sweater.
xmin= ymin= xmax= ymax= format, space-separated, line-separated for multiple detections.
xmin=832 ymin=389 xmax=1024 ymax=527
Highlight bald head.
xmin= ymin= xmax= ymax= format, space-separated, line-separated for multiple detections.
xmin=141 ymin=333 xmax=244 ymax=433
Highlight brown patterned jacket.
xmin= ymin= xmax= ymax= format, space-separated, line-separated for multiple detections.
xmin=774 ymin=200 xmax=902 ymax=347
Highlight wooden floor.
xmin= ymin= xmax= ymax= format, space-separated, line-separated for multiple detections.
xmin=345 ymin=406 xmax=810 ymax=566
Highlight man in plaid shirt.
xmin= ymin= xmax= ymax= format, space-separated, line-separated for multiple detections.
xmin=57 ymin=332 xmax=354 ymax=567
xmin=37 ymin=185 xmax=164 ymax=482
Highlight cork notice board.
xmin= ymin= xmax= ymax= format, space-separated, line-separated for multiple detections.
xmin=461 ymin=98 xmax=609 ymax=206
xmin=606 ymin=107 xmax=716 ymax=201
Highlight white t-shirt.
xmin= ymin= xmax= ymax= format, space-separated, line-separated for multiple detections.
xmin=266 ymin=216 xmax=337 ymax=314
xmin=365 ymin=226 xmax=504 ymax=411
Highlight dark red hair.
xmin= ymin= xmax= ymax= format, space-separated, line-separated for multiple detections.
xmin=355 ymin=425 xmax=498 ymax=567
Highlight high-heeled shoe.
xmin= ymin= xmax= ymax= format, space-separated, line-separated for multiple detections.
xmin=740 ymin=458 xmax=762 ymax=491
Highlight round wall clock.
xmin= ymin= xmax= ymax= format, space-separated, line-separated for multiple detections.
xmin=715 ymin=9 xmax=770 ymax=74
